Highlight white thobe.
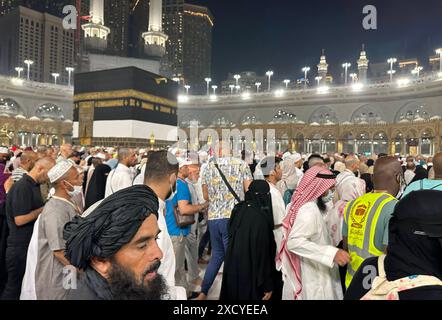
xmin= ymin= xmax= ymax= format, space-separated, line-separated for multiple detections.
xmin=404 ymin=169 xmax=416 ymax=185
xmin=283 ymin=201 xmax=343 ymax=300
xmin=156 ymin=198 xmax=176 ymax=287
xmin=20 ymin=216 xmax=41 ymax=300
xmin=268 ymin=182 xmax=286 ymax=254
xmin=105 ymin=163 xmax=134 ymax=197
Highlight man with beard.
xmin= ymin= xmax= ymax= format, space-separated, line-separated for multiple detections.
xmin=64 ymin=185 xmax=169 ymax=300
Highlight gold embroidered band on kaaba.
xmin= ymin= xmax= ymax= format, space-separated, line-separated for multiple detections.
xmin=74 ymin=89 xmax=177 ymax=108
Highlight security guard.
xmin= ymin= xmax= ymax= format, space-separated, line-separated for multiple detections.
xmin=343 ymin=156 xmax=405 ymax=288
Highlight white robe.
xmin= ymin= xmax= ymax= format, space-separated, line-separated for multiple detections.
xmin=20 ymin=216 xmax=41 ymax=300
xmin=283 ymin=201 xmax=343 ymax=300
xmin=105 ymin=164 xmax=135 ymax=198
xmin=268 ymin=182 xmax=286 ymax=254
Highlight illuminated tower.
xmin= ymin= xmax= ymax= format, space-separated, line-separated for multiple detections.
xmin=142 ymin=0 xmax=168 ymax=58
xmin=81 ymin=0 xmax=110 ymax=51
xmin=317 ymin=49 xmax=328 ymax=85
xmin=357 ymin=44 xmax=369 ymax=83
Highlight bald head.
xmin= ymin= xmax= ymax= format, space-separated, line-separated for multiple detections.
xmin=29 ymin=157 xmax=56 ymax=184
xmin=432 ymin=152 xmax=442 ymax=179
xmin=373 ymin=156 xmax=403 ymax=197
xmin=345 ymin=155 xmax=360 ymax=172
xmin=20 ymin=151 xmax=38 ymax=171
xmin=60 ymin=144 xmax=73 ymax=158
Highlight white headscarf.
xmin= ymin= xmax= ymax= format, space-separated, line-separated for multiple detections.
xmin=276 ymin=154 xmax=299 ymax=195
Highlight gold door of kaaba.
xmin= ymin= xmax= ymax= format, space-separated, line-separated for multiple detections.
xmin=78 ymin=102 xmax=94 ymax=146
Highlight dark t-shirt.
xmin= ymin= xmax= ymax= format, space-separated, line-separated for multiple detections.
xmin=6 ymin=174 xmax=44 ymax=247
xmin=345 ymin=257 xmax=442 ymax=300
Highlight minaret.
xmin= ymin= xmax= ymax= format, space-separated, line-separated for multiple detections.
xmin=142 ymin=0 xmax=168 ymax=58
xmin=357 ymin=44 xmax=369 ymax=83
xmin=81 ymin=0 xmax=110 ymax=51
xmin=317 ymin=49 xmax=328 ymax=85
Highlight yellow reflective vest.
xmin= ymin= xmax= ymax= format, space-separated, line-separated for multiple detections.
xmin=343 ymin=192 xmax=396 ymax=288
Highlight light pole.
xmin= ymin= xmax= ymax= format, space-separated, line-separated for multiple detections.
xmin=65 ymin=67 xmax=74 ymax=87
xmin=235 ymin=85 xmax=240 ymax=94
xmin=51 ymin=73 xmax=60 ymax=85
xmin=15 ymin=67 xmax=23 ymax=78
xmin=266 ymin=70 xmax=274 ymax=91
xmin=211 ymin=85 xmax=218 ymax=95
xmin=349 ymin=73 xmax=358 ymax=83
xmin=387 ymin=70 xmax=396 ymax=81
xmin=255 ymin=82 xmax=261 ymax=93
xmin=283 ymin=79 xmax=290 ymax=89
xmin=204 ymin=77 xmax=211 ymax=96
xmin=233 ymin=74 xmax=241 ymax=86
xmin=436 ymin=48 xmax=442 ymax=74
xmin=342 ymin=63 xmax=351 ymax=86
xmin=229 ymin=84 xmax=235 ymax=95
xmin=302 ymin=67 xmax=310 ymax=89
xmin=315 ymin=76 xmax=322 ymax=86
xmin=184 ymin=85 xmax=190 ymax=95
xmin=387 ymin=58 xmax=397 ymax=82
xmin=24 ymin=59 xmax=34 ymax=81
xmin=412 ymin=66 xmax=423 ymax=78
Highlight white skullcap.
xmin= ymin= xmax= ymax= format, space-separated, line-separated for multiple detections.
xmin=0 ymin=147 xmax=9 ymax=154
xmin=292 ymin=152 xmax=302 ymax=163
xmin=48 ymin=160 xmax=73 ymax=184
xmin=178 ymin=158 xmax=192 ymax=168
xmin=95 ymin=153 xmax=106 ymax=160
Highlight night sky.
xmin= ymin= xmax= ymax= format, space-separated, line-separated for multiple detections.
xmin=187 ymin=0 xmax=442 ymax=83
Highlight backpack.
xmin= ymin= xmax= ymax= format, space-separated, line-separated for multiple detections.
xmin=361 ymin=255 xmax=442 ymax=300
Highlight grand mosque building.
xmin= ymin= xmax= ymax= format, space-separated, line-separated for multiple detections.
xmin=178 ymin=48 xmax=442 ymax=156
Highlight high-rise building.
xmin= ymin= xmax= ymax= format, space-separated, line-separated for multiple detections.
xmin=0 ymin=0 xmax=17 ymax=16
xmin=163 ymin=0 xmax=184 ymax=78
xmin=105 ymin=0 xmax=130 ymax=56
xmin=182 ymin=3 xmax=213 ymax=94
xmin=163 ymin=1 xmax=213 ymax=94
xmin=0 ymin=6 xmax=75 ymax=83
xmin=1 ymin=0 xmax=74 ymax=17
xmin=128 ymin=0 xmax=149 ymax=57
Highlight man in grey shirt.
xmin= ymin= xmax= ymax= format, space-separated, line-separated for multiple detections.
xmin=35 ymin=160 xmax=81 ymax=300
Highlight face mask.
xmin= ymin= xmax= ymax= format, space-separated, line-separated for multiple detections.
xmin=65 ymin=181 xmax=83 ymax=198
xmin=322 ymin=190 xmax=334 ymax=203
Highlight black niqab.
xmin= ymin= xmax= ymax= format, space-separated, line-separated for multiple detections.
xmin=220 ymin=180 xmax=277 ymax=300
xmin=385 ymin=190 xmax=442 ymax=281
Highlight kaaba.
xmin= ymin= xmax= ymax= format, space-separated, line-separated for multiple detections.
xmin=73 ymin=67 xmax=178 ymax=148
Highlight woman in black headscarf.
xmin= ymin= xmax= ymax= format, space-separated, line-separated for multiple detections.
xmin=220 ymin=180 xmax=277 ymax=300
xmin=409 ymin=165 xmax=428 ymax=185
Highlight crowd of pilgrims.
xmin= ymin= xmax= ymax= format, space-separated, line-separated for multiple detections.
xmin=0 ymin=143 xmax=441 ymax=300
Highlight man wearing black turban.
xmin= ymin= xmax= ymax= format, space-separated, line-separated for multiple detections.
xmin=64 ymin=185 xmax=168 ymax=300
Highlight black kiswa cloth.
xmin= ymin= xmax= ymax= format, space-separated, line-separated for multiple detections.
xmin=220 ymin=180 xmax=277 ymax=300
xmin=64 ymin=185 xmax=159 ymax=270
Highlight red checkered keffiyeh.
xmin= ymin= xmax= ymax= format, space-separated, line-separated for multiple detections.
xmin=276 ymin=165 xmax=336 ymax=299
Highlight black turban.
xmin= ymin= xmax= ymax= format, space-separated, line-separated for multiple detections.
xmin=64 ymin=185 xmax=159 ymax=270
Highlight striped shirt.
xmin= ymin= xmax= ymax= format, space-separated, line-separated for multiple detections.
xmin=12 ymin=167 xmax=27 ymax=182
